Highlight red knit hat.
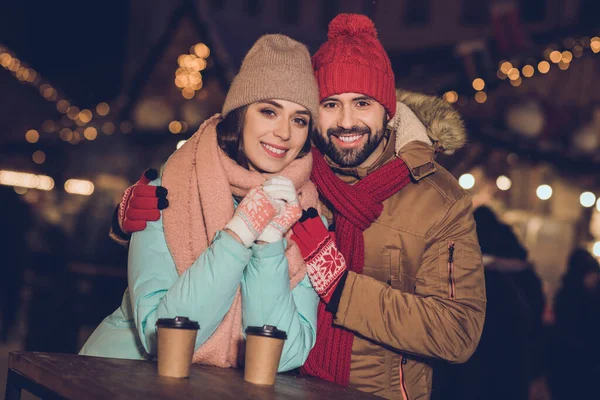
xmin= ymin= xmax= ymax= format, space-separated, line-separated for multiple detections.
xmin=312 ymin=14 xmax=396 ymax=118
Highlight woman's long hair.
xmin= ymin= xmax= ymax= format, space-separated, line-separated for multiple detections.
xmin=216 ymin=105 xmax=313 ymax=170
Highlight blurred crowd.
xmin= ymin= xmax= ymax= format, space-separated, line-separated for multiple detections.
xmin=0 ymin=185 xmax=127 ymax=353
xmin=433 ymin=206 xmax=600 ymax=400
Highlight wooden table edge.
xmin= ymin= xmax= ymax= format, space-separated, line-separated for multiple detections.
xmin=7 ymin=352 xmax=379 ymax=399
xmin=8 ymin=351 xmax=99 ymax=400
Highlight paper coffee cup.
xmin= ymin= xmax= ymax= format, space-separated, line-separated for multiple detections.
xmin=156 ymin=316 xmax=199 ymax=378
xmin=244 ymin=325 xmax=287 ymax=385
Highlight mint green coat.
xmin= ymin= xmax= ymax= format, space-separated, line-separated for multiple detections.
xmin=80 ymin=180 xmax=318 ymax=372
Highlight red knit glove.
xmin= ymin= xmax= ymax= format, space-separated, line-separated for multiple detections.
xmin=110 ymin=169 xmax=168 ymax=245
xmin=291 ymin=208 xmax=347 ymax=304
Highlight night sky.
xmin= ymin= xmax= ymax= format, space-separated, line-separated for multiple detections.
xmin=0 ymin=0 xmax=130 ymax=108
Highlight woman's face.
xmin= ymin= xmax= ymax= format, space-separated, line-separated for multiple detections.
xmin=242 ymin=99 xmax=310 ymax=173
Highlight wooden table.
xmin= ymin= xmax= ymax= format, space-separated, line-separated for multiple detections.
xmin=5 ymin=352 xmax=377 ymax=399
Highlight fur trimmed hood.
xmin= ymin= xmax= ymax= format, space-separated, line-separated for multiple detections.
xmin=389 ymin=89 xmax=467 ymax=155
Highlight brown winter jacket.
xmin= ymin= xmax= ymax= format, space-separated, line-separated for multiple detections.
xmin=320 ymin=90 xmax=486 ymax=399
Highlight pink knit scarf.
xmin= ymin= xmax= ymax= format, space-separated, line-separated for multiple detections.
xmin=161 ymin=115 xmax=319 ymax=368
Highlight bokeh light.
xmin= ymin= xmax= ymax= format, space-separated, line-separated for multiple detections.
xmin=496 ymin=176 xmax=512 ymax=191
xmin=580 ymin=192 xmax=596 ymax=208
xmin=536 ymin=185 xmax=553 ymax=200
xmin=459 ymin=174 xmax=475 ymax=189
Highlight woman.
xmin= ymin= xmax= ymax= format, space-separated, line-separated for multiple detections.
xmin=80 ymin=34 xmax=321 ymax=373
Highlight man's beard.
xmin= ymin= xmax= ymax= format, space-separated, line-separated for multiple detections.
xmin=316 ymin=119 xmax=387 ymax=168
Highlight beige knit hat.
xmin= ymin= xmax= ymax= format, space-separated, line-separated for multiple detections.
xmin=222 ymin=34 xmax=319 ymax=121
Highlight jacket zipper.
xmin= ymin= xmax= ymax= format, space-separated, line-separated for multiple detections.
xmin=399 ymin=355 xmax=410 ymax=400
xmin=447 ymin=241 xmax=456 ymax=300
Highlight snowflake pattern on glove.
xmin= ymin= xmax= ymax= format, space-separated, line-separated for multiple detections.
xmin=269 ymin=201 xmax=302 ymax=234
xmin=237 ymin=188 xmax=278 ymax=236
xmin=306 ymin=234 xmax=346 ymax=297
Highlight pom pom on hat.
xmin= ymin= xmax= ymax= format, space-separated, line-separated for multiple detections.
xmin=328 ymin=13 xmax=378 ymax=39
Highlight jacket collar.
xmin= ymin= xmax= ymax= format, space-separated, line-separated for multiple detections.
xmin=398 ymin=141 xmax=437 ymax=181
xmin=395 ymin=89 xmax=467 ymax=155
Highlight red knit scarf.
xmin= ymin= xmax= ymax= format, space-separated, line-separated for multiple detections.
xmin=301 ymin=146 xmax=412 ymax=386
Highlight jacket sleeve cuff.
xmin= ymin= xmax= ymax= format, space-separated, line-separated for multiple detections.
xmin=216 ymin=230 xmax=253 ymax=257
xmin=325 ymin=270 xmax=349 ymax=314
xmin=251 ymin=238 xmax=286 ymax=259
xmin=331 ymin=271 xmax=358 ymax=324
xmin=109 ymin=204 xmax=131 ymax=247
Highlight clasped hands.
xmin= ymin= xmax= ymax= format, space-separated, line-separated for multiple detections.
xmin=224 ymin=176 xmax=302 ymax=247
xmin=225 ymin=177 xmax=348 ymax=303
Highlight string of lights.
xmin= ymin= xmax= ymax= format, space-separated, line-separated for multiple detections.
xmin=443 ymin=36 xmax=600 ymax=105
xmin=0 ymin=41 xmax=213 ymax=195
xmin=458 ymin=170 xmax=599 ymax=211
xmin=0 ymin=44 xmax=131 ymax=194
xmin=0 ymin=43 xmax=133 ymax=154
xmin=446 ymin=35 xmax=600 ymax=213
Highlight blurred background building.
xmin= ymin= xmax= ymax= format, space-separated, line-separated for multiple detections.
xmin=1 ymin=0 xmax=599 ymax=398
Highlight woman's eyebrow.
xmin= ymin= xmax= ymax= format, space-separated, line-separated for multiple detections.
xmin=258 ymin=100 xmax=283 ymax=109
xmin=259 ymin=100 xmax=310 ymax=116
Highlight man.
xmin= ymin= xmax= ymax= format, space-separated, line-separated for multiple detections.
xmin=112 ymin=14 xmax=485 ymax=399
